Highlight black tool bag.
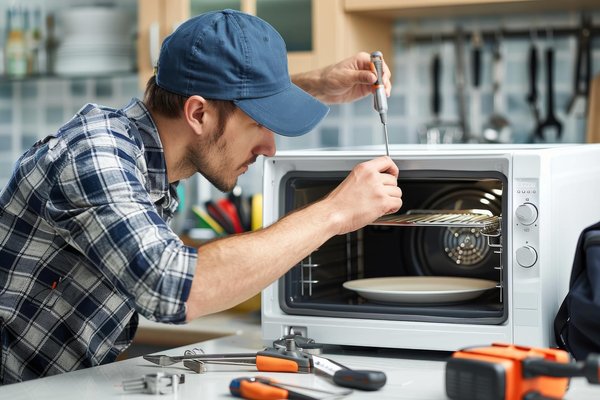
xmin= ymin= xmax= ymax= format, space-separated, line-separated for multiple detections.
xmin=554 ymin=221 xmax=600 ymax=360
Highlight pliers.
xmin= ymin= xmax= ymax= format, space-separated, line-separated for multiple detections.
xmin=144 ymin=346 xmax=312 ymax=373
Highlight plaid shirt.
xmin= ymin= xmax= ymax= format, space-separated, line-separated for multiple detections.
xmin=0 ymin=99 xmax=197 ymax=384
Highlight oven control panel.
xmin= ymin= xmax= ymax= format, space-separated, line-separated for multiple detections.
xmin=513 ymin=179 xmax=539 ymax=269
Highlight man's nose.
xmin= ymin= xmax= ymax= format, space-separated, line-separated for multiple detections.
xmin=260 ymin=129 xmax=276 ymax=157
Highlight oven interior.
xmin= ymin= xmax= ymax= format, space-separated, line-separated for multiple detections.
xmin=279 ymin=171 xmax=507 ymax=324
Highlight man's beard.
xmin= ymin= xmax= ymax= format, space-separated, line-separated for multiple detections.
xmin=186 ymin=130 xmax=236 ymax=193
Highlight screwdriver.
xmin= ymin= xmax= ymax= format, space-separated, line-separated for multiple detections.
xmin=229 ymin=376 xmax=351 ymax=400
xmin=370 ymin=51 xmax=389 ymax=156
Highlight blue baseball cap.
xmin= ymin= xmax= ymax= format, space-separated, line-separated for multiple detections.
xmin=156 ymin=9 xmax=329 ymax=137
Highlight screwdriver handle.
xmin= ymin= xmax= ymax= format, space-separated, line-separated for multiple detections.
xmin=370 ymin=51 xmax=388 ymax=124
xmin=333 ymin=369 xmax=387 ymax=391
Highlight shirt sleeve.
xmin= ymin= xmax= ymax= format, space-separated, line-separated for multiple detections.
xmin=44 ymin=135 xmax=196 ymax=324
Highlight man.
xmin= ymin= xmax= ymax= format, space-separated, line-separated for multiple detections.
xmin=0 ymin=10 xmax=402 ymax=384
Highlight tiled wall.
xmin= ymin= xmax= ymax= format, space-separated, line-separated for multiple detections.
xmin=278 ymin=11 xmax=600 ymax=157
xmin=1 ymin=10 xmax=599 ymax=199
xmin=0 ymin=75 xmax=142 ymax=188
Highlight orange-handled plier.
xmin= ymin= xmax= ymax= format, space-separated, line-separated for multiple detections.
xmin=143 ymin=347 xmax=312 ymax=373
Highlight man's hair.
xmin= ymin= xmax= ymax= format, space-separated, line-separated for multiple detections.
xmin=144 ymin=76 xmax=236 ymax=121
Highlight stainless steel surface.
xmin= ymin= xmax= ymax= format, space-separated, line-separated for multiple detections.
xmin=371 ymin=210 xmax=500 ymax=234
xmin=482 ymin=34 xmax=511 ymax=143
xmin=143 ymin=352 xmax=256 ymax=367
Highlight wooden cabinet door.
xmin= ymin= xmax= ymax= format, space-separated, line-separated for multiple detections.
xmin=137 ymin=0 xmax=189 ymax=89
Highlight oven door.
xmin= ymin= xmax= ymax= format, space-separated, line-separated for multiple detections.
xmin=276 ymin=169 xmax=508 ymax=324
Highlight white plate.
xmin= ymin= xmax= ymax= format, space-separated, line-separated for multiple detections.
xmin=342 ymin=276 xmax=497 ymax=304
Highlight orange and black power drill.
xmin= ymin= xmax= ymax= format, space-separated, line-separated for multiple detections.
xmin=446 ymin=343 xmax=600 ymax=400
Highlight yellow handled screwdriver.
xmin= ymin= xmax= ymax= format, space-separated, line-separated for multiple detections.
xmin=370 ymin=51 xmax=389 ymax=156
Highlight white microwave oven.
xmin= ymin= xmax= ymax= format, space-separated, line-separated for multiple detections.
xmin=260 ymin=144 xmax=600 ymax=351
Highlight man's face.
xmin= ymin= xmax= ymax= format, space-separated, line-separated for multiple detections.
xmin=187 ymin=107 xmax=276 ymax=192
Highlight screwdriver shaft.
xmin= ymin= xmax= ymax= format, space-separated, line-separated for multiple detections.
xmin=383 ymin=123 xmax=390 ymax=156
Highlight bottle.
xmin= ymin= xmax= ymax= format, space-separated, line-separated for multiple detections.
xmin=5 ymin=6 xmax=27 ymax=78
xmin=45 ymin=13 xmax=58 ymax=75
xmin=26 ymin=6 xmax=43 ymax=75
xmin=33 ymin=7 xmax=45 ymax=74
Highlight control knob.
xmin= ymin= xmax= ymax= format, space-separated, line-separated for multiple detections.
xmin=516 ymin=245 xmax=538 ymax=268
xmin=515 ymin=203 xmax=538 ymax=226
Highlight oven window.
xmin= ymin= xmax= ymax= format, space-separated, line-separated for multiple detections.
xmin=279 ymin=171 xmax=507 ymax=325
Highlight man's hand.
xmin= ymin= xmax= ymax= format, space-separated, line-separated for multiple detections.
xmin=292 ymin=52 xmax=392 ymax=104
xmin=323 ymin=156 xmax=402 ymax=235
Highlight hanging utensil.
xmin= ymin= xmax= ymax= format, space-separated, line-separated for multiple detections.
xmin=526 ymin=33 xmax=540 ymax=139
xmin=422 ymin=50 xmax=462 ymax=144
xmin=566 ymin=14 xmax=592 ymax=118
xmin=469 ymin=29 xmax=483 ymax=142
xmin=454 ymin=27 xmax=468 ymax=142
xmin=535 ymin=42 xmax=563 ymax=142
xmin=483 ymin=32 xmax=512 ymax=143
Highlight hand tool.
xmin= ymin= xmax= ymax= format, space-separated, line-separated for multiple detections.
xmin=454 ymin=27 xmax=469 ymax=142
xmin=217 ymin=197 xmax=244 ymax=233
xmin=272 ymin=334 xmax=324 ymax=355
xmin=205 ymin=200 xmax=236 ymax=234
xmin=482 ymin=32 xmax=511 ymax=143
xmin=535 ymin=44 xmax=562 ymax=142
xmin=229 ymin=376 xmax=352 ymax=400
xmin=370 ymin=51 xmax=390 ymax=156
xmin=276 ymin=336 xmax=386 ymax=391
xmin=566 ymin=14 xmax=592 ymax=117
xmin=446 ymin=343 xmax=600 ymax=400
xmin=526 ymin=38 xmax=540 ymax=137
xmin=182 ymin=347 xmax=208 ymax=374
xmin=122 ymin=372 xmax=184 ymax=395
xmin=192 ymin=205 xmax=225 ymax=236
xmin=311 ymin=353 xmax=387 ymax=391
xmin=469 ymin=29 xmax=483 ymax=142
xmin=144 ymin=346 xmax=312 ymax=373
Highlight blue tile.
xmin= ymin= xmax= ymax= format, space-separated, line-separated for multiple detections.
xmin=388 ymin=124 xmax=408 ymax=144
xmin=507 ymin=93 xmax=529 ymax=115
xmin=388 ymin=94 xmax=406 ymax=117
xmin=70 ymin=80 xmax=87 ymax=96
xmin=319 ymin=127 xmax=339 ymax=148
xmin=505 ymin=60 xmax=527 ymax=86
xmin=504 ymin=40 xmax=530 ymax=55
xmin=352 ymin=96 xmax=373 ymax=117
xmin=0 ymin=82 xmax=13 ymax=99
xmin=351 ymin=124 xmax=374 ymax=146
xmin=94 ymin=79 xmax=113 ymax=98
xmin=45 ymin=106 xmax=64 ymax=125
xmin=21 ymin=135 xmax=38 ymax=149
xmin=481 ymin=93 xmax=494 ymax=115
xmin=0 ymin=135 xmax=12 ymax=151
xmin=21 ymin=105 xmax=40 ymax=125
xmin=21 ymin=81 xmax=38 ymax=99
xmin=120 ymin=76 xmax=142 ymax=97
xmin=0 ymin=109 xmax=12 ymax=123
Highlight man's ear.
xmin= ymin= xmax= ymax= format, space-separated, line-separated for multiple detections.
xmin=183 ymin=95 xmax=209 ymax=136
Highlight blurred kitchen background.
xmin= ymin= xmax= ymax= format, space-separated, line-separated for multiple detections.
xmin=1 ymin=0 xmax=600 ymax=238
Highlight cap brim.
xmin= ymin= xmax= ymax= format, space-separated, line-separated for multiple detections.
xmin=234 ymin=84 xmax=329 ymax=137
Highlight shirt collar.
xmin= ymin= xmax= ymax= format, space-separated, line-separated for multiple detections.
xmin=121 ymin=99 xmax=179 ymax=211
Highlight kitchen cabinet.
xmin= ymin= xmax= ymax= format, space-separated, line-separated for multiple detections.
xmin=344 ymin=0 xmax=600 ymax=19
xmin=136 ymin=0 xmax=393 ymax=88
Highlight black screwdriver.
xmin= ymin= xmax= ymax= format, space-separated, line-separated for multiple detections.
xmin=311 ymin=354 xmax=387 ymax=391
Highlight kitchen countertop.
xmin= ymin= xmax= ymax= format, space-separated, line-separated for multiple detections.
xmin=3 ymin=328 xmax=600 ymax=399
